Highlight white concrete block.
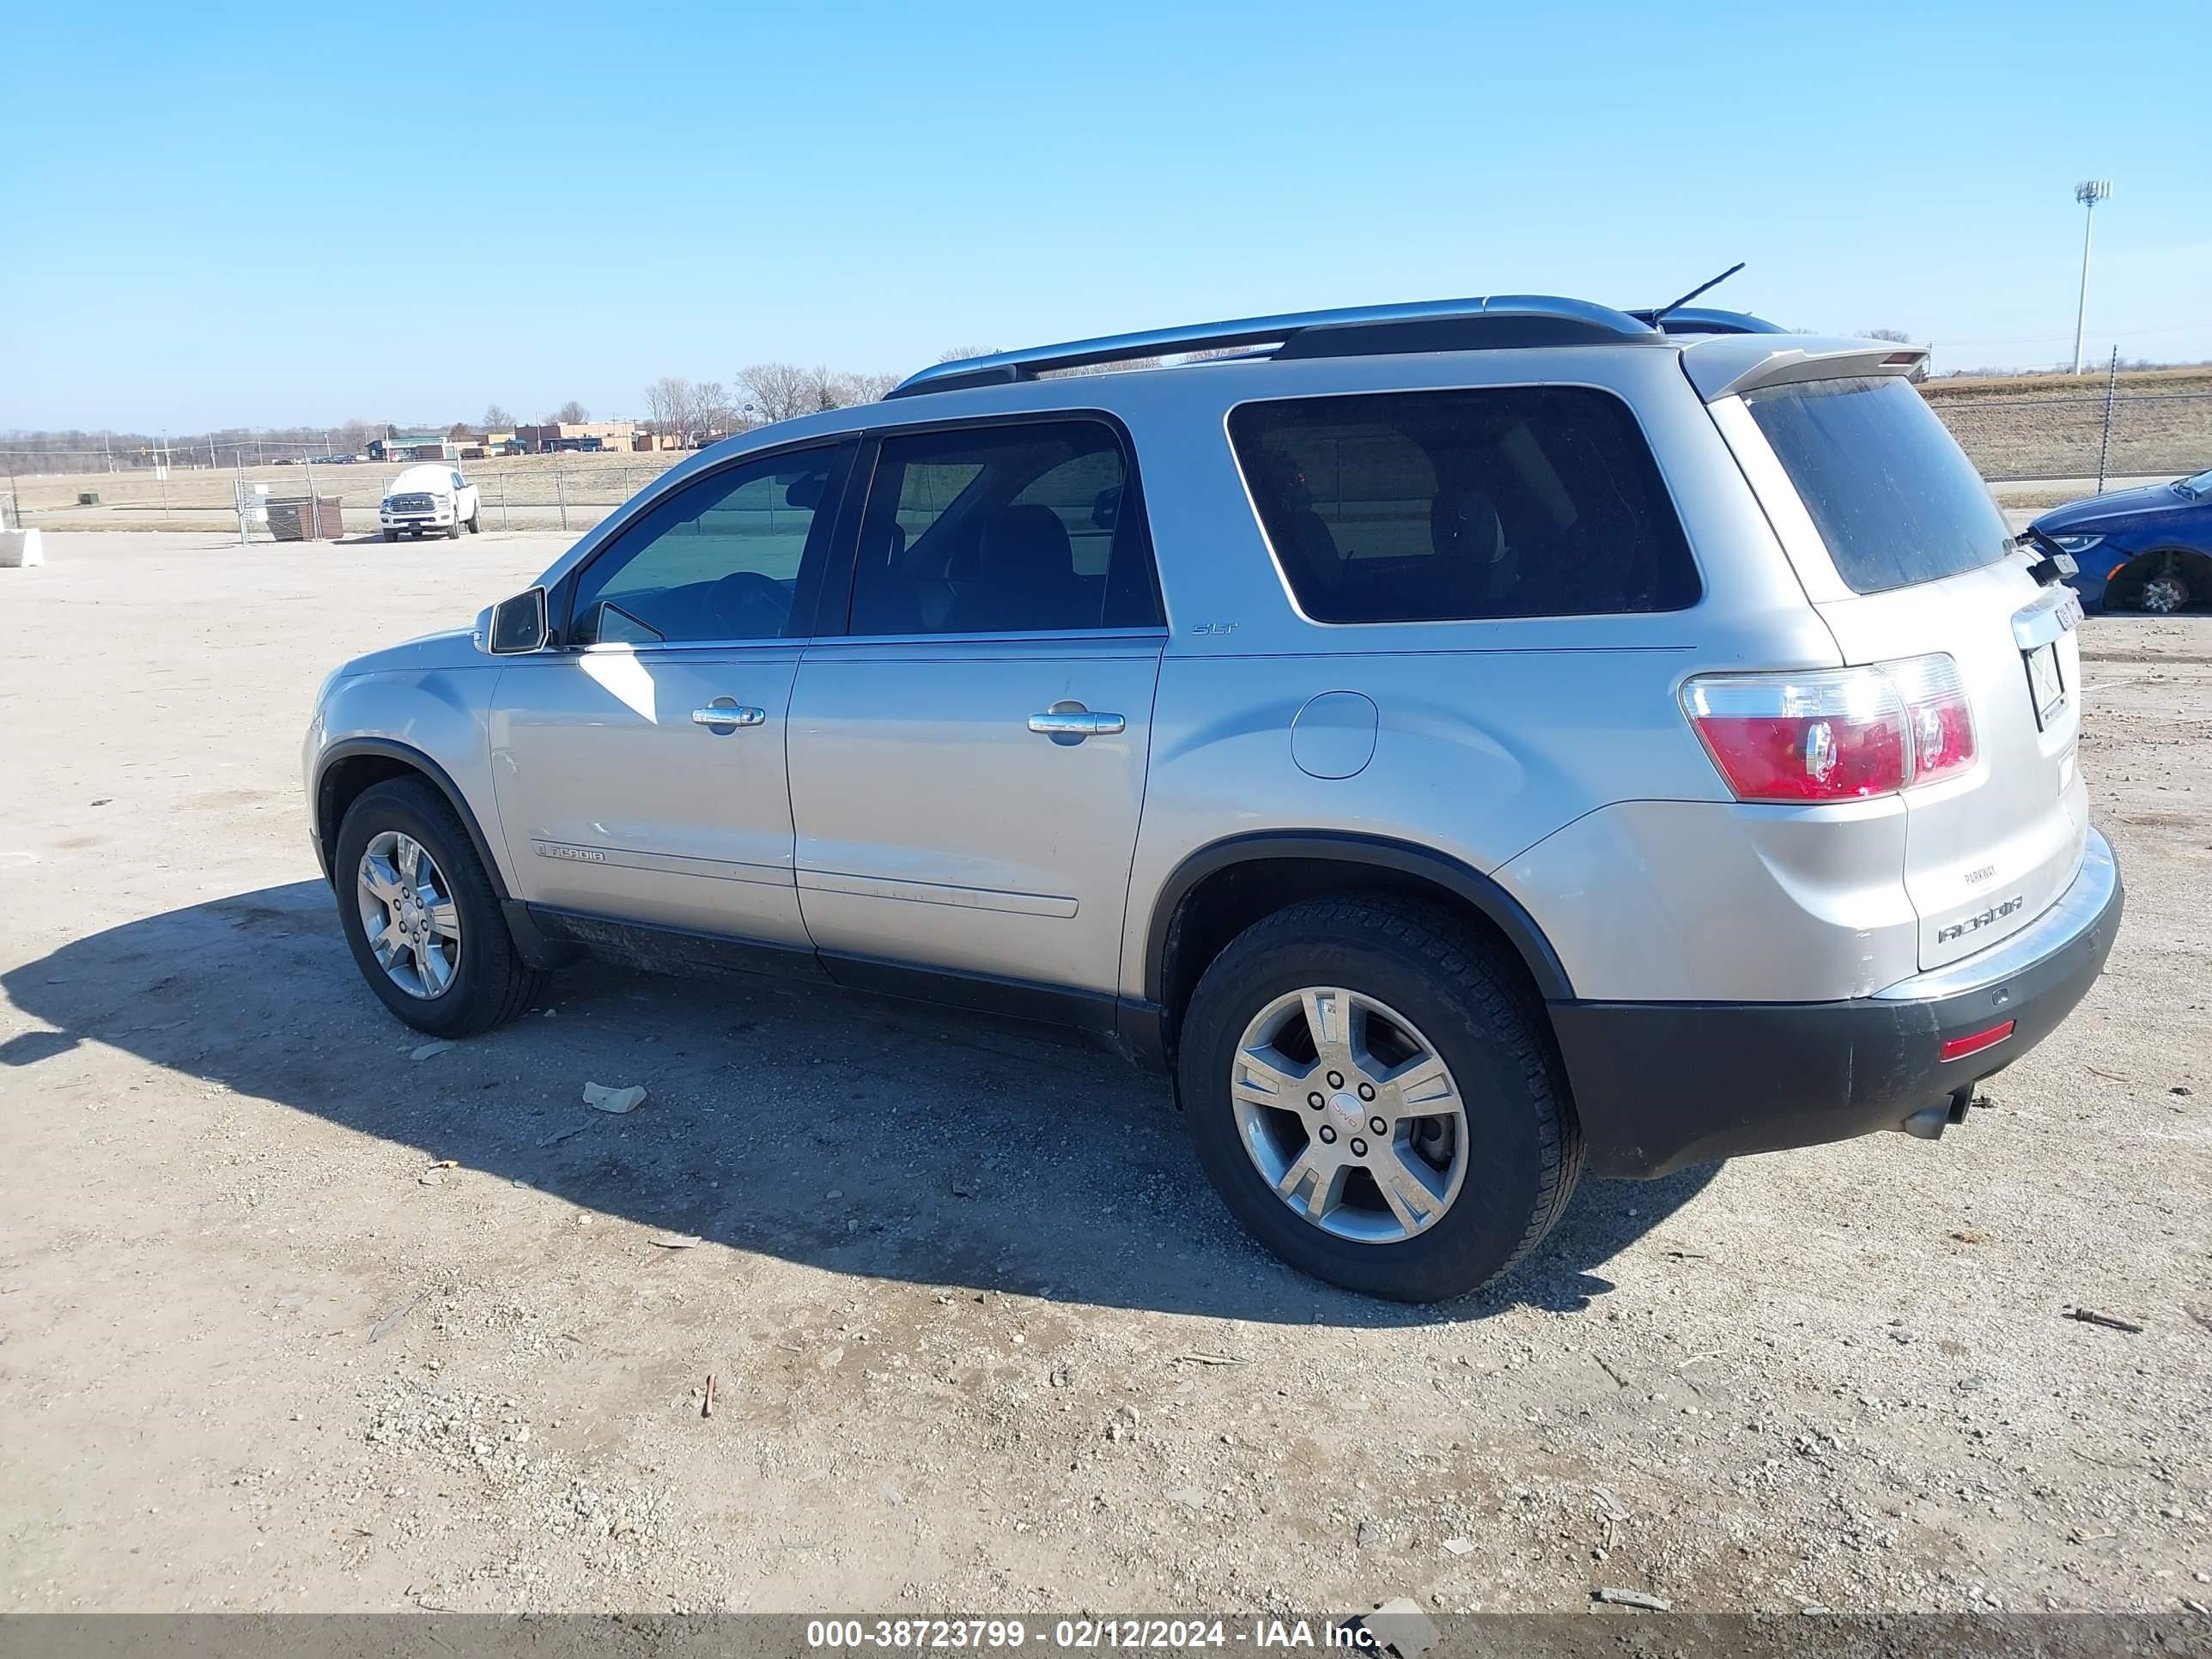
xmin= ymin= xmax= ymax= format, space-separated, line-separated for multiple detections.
xmin=0 ymin=529 xmax=45 ymax=568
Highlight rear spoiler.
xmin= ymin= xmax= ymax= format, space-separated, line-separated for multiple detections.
xmin=1680 ymin=334 xmax=1929 ymax=402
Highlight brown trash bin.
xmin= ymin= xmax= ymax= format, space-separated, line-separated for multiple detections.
xmin=265 ymin=495 xmax=344 ymax=541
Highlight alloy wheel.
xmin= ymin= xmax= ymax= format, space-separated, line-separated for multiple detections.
xmin=1229 ymin=987 xmax=1470 ymax=1244
xmin=356 ymin=830 xmax=462 ymax=999
xmin=2142 ymin=573 xmax=2188 ymax=614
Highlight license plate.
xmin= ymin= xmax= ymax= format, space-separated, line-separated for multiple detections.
xmin=2025 ymin=641 xmax=2065 ymax=727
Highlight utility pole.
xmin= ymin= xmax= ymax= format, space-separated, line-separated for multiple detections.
xmin=2095 ymin=345 xmax=2119 ymax=495
xmin=2071 ymin=179 xmax=2112 ymax=375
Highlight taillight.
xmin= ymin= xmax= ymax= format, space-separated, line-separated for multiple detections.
xmin=1682 ymin=653 xmax=1977 ymax=805
xmin=1884 ymin=653 xmax=1976 ymax=786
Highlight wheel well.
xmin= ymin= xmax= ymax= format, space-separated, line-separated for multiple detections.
xmin=314 ymin=750 xmax=508 ymax=899
xmin=2112 ymin=545 xmax=2212 ymax=597
xmin=1154 ymin=854 xmax=1553 ymax=1055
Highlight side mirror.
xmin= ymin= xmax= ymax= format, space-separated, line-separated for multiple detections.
xmin=478 ymin=587 xmax=549 ymax=654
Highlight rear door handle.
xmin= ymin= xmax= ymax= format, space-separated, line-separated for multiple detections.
xmin=691 ymin=703 xmax=765 ymax=729
xmin=1028 ymin=702 xmax=1126 ymax=741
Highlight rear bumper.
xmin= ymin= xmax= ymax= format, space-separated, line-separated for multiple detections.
xmin=1552 ymin=827 xmax=2124 ymax=1177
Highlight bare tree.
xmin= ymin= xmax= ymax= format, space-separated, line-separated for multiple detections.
xmin=1861 ymin=328 xmax=1912 ymax=343
xmin=555 ymin=399 xmax=589 ymax=424
xmin=737 ymin=362 xmax=898 ymax=422
xmin=738 ymin=362 xmax=816 ymax=423
xmin=938 ymin=344 xmax=1000 ymax=362
xmin=642 ymin=376 xmax=693 ymax=441
xmin=692 ymin=380 xmax=732 ymax=440
xmin=481 ymin=404 xmax=514 ymax=430
xmin=815 ymin=368 xmax=897 ymax=407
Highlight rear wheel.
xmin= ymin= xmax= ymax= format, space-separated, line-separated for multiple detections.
xmin=333 ymin=777 xmax=539 ymax=1037
xmin=1176 ymin=896 xmax=1581 ymax=1302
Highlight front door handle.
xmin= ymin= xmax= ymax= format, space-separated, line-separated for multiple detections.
xmin=1028 ymin=702 xmax=1126 ymax=743
xmin=691 ymin=702 xmax=766 ymax=729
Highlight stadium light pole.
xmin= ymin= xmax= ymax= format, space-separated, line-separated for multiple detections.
xmin=2071 ymin=179 xmax=2112 ymax=374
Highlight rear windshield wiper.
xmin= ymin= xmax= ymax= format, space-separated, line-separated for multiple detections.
xmin=2014 ymin=527 xmax=2077 ymax=586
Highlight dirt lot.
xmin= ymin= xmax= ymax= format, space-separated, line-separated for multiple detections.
xmin=1 ymin=532 xmax=2208 ymax=1617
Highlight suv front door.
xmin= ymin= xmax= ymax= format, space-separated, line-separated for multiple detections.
xmin=787 ymin=417 xmax=1166 ymax=1014
xmin=489 ymin=441 xmax=855 ymax=951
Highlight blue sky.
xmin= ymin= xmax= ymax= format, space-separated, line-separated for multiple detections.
xmin=7 ymin=0 xmax=2206 ymax=432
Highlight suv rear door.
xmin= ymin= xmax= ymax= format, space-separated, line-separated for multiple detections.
xmin=786 ymin=416 xmax=1167 ymax=1010
xmin=1710 ymin=368 xmax=2087 ymax=971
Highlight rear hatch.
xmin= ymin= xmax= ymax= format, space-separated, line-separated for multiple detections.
xmin=1715 ymin=365 xmax=2088 ymax=971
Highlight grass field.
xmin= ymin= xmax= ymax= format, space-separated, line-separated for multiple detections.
xmin=1924 ymin=368 xmax=2212 ymax=483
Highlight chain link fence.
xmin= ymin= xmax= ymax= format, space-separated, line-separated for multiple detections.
xmin=0 ymin=450 xmax=691 ymax=538
xmin=1928 ymin=388 xmax=2212 ymax=485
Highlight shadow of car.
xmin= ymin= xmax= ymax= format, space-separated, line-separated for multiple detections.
xmin=2028 ymin=467 xmax=2212 ymax=614
xmin=0 ymin=880 xmax=1717 ymax=1325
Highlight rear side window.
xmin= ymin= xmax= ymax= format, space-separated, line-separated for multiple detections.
xmin=1742 ymin=375 xmax=2009 ymax=594
xmin=1229 ymin=387 xmax=1697 ymax=623
xmin=846 ymin=420 xmax=1161 ymax=636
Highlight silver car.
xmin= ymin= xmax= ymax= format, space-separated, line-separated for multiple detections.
xmin=304 ymin=295 xmax=2123 ymax=1302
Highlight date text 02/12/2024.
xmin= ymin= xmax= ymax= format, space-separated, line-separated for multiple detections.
xmin=802 ymin=1617 xmax=1408 ymax=1650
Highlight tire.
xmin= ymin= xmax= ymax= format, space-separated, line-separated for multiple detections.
xmin=332 ymin=776 xmax=541 ymax=1038
xmin=1176 ymin=896 xmax=1582 ymax=1302
xmin=447 ymin=518 xmax=463 ymax=539
xmin=466 ymin=507 xmax=481 ymax=534
xmin=382 ymin=529 xmax=398 ymax=543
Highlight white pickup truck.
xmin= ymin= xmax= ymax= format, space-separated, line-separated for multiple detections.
xmin=379 ymin=465 xmax=482 ymax=541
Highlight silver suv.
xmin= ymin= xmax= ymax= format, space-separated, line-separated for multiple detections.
xmin=303 ymin=295 xmax=2124 ymax=1302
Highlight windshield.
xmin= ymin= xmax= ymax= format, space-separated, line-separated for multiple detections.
xmin=1742 ymin=375 xmax=2011 ymax=595
xmin=2179 ymin=468 xmax=2212 ymax=499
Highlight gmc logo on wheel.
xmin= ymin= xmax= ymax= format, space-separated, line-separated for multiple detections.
xmin=1938 ymin=896 xmax=2025 ymax=944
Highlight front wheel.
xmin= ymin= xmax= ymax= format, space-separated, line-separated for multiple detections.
xmin=466 ymin=507 xmax=481 ymax=533
xmin=382 ymin=529 xmax=398 ymax=543
xmin=2107 ymin=548 xmax=2209 ymax=615
xmin=1176 ymin=897 xmax=1581 ymax=1302
xmin=447 ymin=518 xmax=463 ymax=539
xmin=333 ymin=777 xmax=540 ymax=1037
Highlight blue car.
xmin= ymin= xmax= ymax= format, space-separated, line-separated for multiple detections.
xmin=2027 ymin=467 xmax=2212 ymax=613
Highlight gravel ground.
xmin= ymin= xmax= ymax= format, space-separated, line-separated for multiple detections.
xmin=0 ymin=532 xmax=2207 ymax=1617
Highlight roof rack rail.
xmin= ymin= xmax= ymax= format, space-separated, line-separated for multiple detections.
xmin=888 ymin=295 xmax=1657 ymax=398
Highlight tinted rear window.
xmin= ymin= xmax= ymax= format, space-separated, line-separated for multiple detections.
xmin=1743 ymin=375 xmax=2010 ymax=594
xmin=1229 ymin=387 xmax=1697 ymax=623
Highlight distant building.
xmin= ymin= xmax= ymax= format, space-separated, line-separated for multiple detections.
xmin=368 ymin=432 xmax=460 ymax=463
xmin=514 ymin=421 xmax=636 ymax=455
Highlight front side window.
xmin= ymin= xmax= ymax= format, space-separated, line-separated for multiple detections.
xmin=845 ymin=420 xmax=1160 ymax=636
xmin=568 ymin=444 xmax=847 ymax=646
xmin=1230 ymin=387 xmax=1698 ymax=623
xmin=1742 ymin=375 xmax=2009 ymax=594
